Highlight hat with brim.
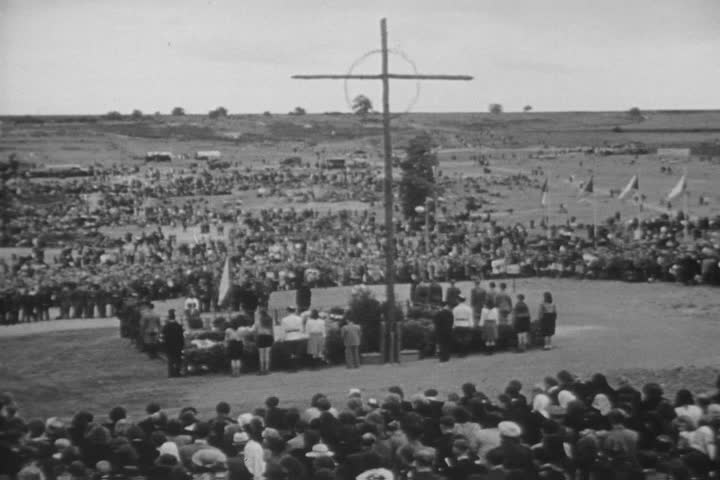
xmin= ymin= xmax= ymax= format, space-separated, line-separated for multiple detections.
xmin=498 ymin=421 xmax=522 ymax=438
xmin=191 ymin=448 xmax=227 ymax=469
xmin=306 ymin=443 xmax=334 ymax=458
xmin=232 ymin=432 xmax=249 ymax=445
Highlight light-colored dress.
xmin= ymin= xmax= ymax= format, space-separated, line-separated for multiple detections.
xmin=305 ymin=318 xmax=326 ymax=357
xmin=479 ymin=307 xmax=499 ymax=342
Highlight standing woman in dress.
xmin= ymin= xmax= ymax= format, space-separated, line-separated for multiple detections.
xmin=225 ymin=324 xmax=244 ymax=377
xmin=255 ymin=307 xmax=275 ymax=375
xmin=512 ymin=293 xmax=531 ymax=352
xmin=479 ymin=298 xmax=499 ymax=354
xmin=304 ymin=310 xmax=327 ymax=368
xmin=538 ymin=291 xmax=557 ymax=350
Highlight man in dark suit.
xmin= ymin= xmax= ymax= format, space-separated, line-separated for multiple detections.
xmin=162 ymin=309 xmax=184 ymax=377
xmin=412 ymin=448 xmax=447 ymax=480
xmin=338 ymin=433 xmax=384 ymax=480
xmin=444 ymin=280 xmax=462 ymax=308
xmin=445 ymin=437 xmax=486 ymax=480
xmin=433 ymin=303 xmax=454 ymax=362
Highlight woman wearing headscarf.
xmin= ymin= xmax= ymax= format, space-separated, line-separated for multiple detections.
xmin=674 ymin=389 xmax=703 ymax=425
xmin=588 ymin=394 xmax=613 ymax=431
xmin=525 ymin=394 xmax=552 ymax=446
xmin=537 ymin=291 xmax=557 ymax=350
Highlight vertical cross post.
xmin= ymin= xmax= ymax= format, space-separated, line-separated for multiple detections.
xmin=380 ymin=19 xmax=397 ymax=362
xmin=292 ymin=18 xmax=472 ymax=364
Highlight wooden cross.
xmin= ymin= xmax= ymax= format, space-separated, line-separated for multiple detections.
xmin=293 ymin=18 xmax=473 ymax=363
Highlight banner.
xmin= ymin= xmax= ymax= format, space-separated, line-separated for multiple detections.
xmin=217 ymin=257 xmax=231 ymax=306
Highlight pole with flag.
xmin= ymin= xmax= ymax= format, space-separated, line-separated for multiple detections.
xmin=618 ymin=174 xmax=639 ymax=201
xmin=667 ymin=168 xmax=688 ymax=239
xmin=578 ymin=174 xmax=596 ymax=246
xmin=217 ymin=257 xmax=231 ymax=309
xmin=540 ymin=177 xmax=550 ymax=239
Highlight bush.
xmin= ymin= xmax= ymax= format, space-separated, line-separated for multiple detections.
xmin=346 ymin=287 xmax=383 ymax=352
xmin=187 ymin=315 xmax=204 ymax=329
xmin=401 ymin=319 xmax=435 ymax=357
xmin=184 ymin=344 xmax=227 ymax=374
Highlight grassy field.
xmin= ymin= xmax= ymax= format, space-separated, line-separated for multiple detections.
xmin=1 ymin=278 xmax=719 ymax=421
xmin=2 ymin=111 xmax=719 ymax=421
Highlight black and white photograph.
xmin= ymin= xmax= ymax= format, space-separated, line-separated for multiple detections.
xmin=1 ymin=1 xmax=719 ymax=479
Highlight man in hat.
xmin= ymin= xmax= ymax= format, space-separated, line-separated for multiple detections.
xmin=445 ymin=437 xmax=486 ymax=479
xmin=280 ymin=306 xmax=305 ymax=372
xmin=341 ymin=318 xmax=362 ymax=369
xmin=296 ymin=281 xmax=312 ymax=312
xmin=452 ymin=296 xmax=473 ymax=357
xmin=495 ymin=283 xmax=512 ymax=325
xmin=433 ymin=303 xmax=454 ymax=362
xmin=140 ymin=302 xmax=162 ymax=358
xmin=162 ymin=309 xmax=184 ymax=377
xmin=339 ymin=433 xmax=384 ymax=480
xmin=488 ymin=421 xmax=534 ymax=476
xmin=470 ymin=279 xmax=487 ymax=324
xmin=411 ymin=448 xmax=444 ymax=480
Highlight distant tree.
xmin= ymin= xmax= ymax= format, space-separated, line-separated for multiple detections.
xmin=154 ymin=111 xmax=162 ymax=116
xmin=523 ymin=105 xmax=533 ymax=112
xmin=104 ymin=111 xmax=123 ymax=120
xmin=171 ymin=106 xmax=185 ymax=116
xmin=208 ymin=106 xmax=228 ymax=119
xmin=399 ymin=134 xmax=438 ymax=219
xmin=262 ymin=111 xmax=272 ymax=117
xmin=131 ymin=109 xmax=143 ymax=119
xmin=352 ymin=94 xmax=373 ymax=116
xmin=489 ymin=103 xmax=503 ymax=114
xmin=628 ymin=106 xmax=643 ymax=121
xmin=290 ymin=106 xmax=307 ymax=116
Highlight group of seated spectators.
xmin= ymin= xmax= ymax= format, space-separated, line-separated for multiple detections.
xmin=2 ymin=372 xmax=719 ymax=480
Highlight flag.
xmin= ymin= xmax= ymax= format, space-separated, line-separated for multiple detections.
xmin=618 ymin=174 xmax=639 ymax=200
xmin=540 ymin=178 xmax=549 ymax=206
xmin=667 ymin=174 xmax=687 ymax=201
xmin=577 ymin=175 xmax=594 ymax=200
xmin=217 ymin=257 xmax=231 ymax=306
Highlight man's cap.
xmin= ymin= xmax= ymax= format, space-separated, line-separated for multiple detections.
xmin=424 ymin=389 xmax=438 ymax=398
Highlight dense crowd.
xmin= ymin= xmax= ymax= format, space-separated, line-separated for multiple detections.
xmin=1 ymin=164 xmax=383 ymax=248
xmin=2 ymin=372 xmax=719 ymax=480
xmin=2 ymin=205 xmax=719 ymax=326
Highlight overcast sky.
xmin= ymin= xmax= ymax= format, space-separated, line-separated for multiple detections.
xmin=1 ymin=0 xmax=719 ymax=115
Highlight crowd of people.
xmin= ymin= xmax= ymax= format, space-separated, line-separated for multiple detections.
xmin=2 ymin=205 xmax=719 ymax=326
xmin=2 ymin=372 xmax=719 ymax=480
xmin=2 ymin=150 xmax=719 ymax=328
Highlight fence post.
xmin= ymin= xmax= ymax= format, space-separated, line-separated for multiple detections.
xmin=395 ymin=319 xmax=402 ymax=364
xmin=379 ymin=321 xmax=387 ymax=363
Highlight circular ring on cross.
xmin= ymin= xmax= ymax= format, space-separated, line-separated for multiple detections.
xmin=344 ymin=48 xmax=421 ymax=117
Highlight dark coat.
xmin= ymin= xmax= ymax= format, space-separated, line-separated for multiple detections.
xmin=162 ymin=321 xmax=184 ymax=354
xmin=433 ymin=309 xmax=454 ymax=343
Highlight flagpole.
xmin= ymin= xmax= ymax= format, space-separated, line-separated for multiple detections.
xmin=546 ymin=173 xmax=551 ymax=240
xmin=592 ymin=160 xmax=597 ymax=249
xmin=683 ymin=166 xmax=689 ymax=241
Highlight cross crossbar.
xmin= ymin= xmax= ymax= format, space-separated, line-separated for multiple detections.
xmin=292 ymin=74 xmax=473 ymax=80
